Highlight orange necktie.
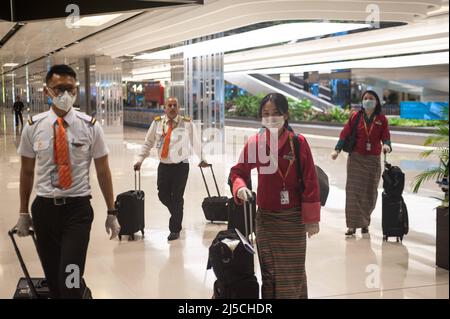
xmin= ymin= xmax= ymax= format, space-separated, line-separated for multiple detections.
xmin=161 ymin=119 xmax=173 ymax=159
xmin=55 ymin=117 xmax=72 ymax=189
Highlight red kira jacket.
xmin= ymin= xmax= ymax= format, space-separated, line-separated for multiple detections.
xmin=337 ymin=112 xmax=391 ymax=156
xmin=230 ymin=129 xmax=321 ymax=224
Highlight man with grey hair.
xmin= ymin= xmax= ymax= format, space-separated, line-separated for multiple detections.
xmin=134 ymin=97 xmax=208 ymax=241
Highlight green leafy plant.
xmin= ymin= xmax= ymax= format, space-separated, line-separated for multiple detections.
xmin=288 ymin=98 xmax=314 ymax=121
xmin=411 ymin=109 xmax=449 ymax=207
xmin=388 ymin=118 xmax=444 ymax=127
xmin=233 ymin=93 xmax=265 ymax=118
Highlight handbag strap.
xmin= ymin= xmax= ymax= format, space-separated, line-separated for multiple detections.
xmin=349 ymin=111 xmax=363 ymax=141
xmin=292 ymin=132 xmax=305 ymax=193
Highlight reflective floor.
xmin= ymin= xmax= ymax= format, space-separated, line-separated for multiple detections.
xmin=0 ymin=108 xmax=448 ymax=299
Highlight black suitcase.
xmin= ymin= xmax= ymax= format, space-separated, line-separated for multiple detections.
xmin=116 ymin=171 xmax=145 ymax=240
xmin=382 ymin=193 xmax=409 ymax=242
xmin=200 ymin=165 xmax=228 ymax=222
xmin=8 ymin=229 xmax=92 ymax=299
xmin=382 ymin=155 xmax=409 ymax=242
xmin=213 ymin=276 xmax=259 ymax=299
xmin=208 ymin=200 xmax=259 ymax=299
xmin=227 ymin=194 xmax=256 ymax=236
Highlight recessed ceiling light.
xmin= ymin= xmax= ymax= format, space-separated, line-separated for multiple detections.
xmin=72 ymin=14 xmax=122 ymax=27
xmin=3 ymin=63 xmax=19 ymax=67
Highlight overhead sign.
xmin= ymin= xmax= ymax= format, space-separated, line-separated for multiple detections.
xmin=0 ymin=0 xmax=203 ymax=22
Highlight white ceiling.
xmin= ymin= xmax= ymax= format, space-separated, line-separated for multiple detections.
xmin=0 ymin=12 xmax=140 ymax=70
xmin=1 ymin=0 xmax=448 ymax=68
xmin=224 ymin=15 xmax=449 ymax=72
xmin=0 ymin=0 xmax=448 ymax=81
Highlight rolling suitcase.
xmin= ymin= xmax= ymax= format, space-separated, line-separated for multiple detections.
xmin=382 ymin=194 xmax=409 ymax=242
xmin=382 ymin=155 xmax=409 ymax=242
xmin=227 ymin=193 xmax=256 ymax=236
xmin=208 ymin=199 xmax=259 ymax=299
xmin=8 ymin=229 xmax=92 ymax=299
xmin=200 ymin=165 xmax=228 ymax=222
xmin=116 ymin=171 xmax=145 ymax=241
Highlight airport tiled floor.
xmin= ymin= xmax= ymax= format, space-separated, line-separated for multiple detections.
xmin=0 ymin=108 xmax=448 ymax=299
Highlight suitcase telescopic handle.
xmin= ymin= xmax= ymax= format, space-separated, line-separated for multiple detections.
xmin=199 ymin=164 xmax=221 ymax=197
xmin=135 ymin=170 xmax=141 ymax=191
xmin=243 ymin=198 xmax=255 ymax=247
xmin=8 ymin=228 xmax=39 ymax=299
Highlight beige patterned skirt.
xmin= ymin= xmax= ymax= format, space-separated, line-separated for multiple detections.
xmin=256 ymin=207 xmax=307 ymax=299
xmin=345 ymin=153 xmax=381 ymax=228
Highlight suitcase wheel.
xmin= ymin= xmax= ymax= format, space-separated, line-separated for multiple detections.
xmin=141 ymin=229 xmax=145 ymax=238
xmin=119 ymin=235 xmax=122 ymax=241
xmin=383 ymin=236 xmax=388 ymax=242
xmin=129 ymin=234 xmax=135 ymax=241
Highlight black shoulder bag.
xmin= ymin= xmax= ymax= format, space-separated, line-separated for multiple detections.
xmin=292 ymin=134 xmax=329 ymax=207
xmin=342 ymin=111 xmax=363 ymax=154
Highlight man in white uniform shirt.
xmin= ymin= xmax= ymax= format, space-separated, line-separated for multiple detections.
xmin=15 ymin=64 xmax=121 ymax=298
xmin=134 ymin=97 xmax=208 ymax=241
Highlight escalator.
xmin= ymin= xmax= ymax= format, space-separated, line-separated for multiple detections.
xmin=224 ymin=72 xmax=335 ymax=111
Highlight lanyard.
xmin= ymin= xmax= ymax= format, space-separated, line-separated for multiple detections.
xmin=363 ymin=116 xmax=375 ymax=141
xmin=276 ymin=134 xmax=295 ymax=189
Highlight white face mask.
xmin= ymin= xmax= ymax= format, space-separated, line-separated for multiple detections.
xmin=262 ymin=115 xmax=285 ymax=130
xmin=363 ymin=100 xmax=376 ymax=111
xmin=52 ymin=91 xmax=77 ymax=112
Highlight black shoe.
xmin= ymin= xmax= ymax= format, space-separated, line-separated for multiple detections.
xmin=345 ymin=228 xmax=356 ymax=236
xmin=167 ymin=232 xmax=180 ymax=241
xmin=361 ymin=227 xmax=369 ymax=234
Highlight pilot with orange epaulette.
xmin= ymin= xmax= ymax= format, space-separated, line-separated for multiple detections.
xmin=134 ymin=97 xmax=209 ymax=241
xmin=15 ymin=64 xmax=120 ymax=298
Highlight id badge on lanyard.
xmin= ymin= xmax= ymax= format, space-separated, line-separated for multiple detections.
xmin=280 ymin=190 xmax=290 ymax=205
xmin=364 ymin=118 xmax=374 ymax=152
xmin=278 ymin=134 xmax=295 ymax=205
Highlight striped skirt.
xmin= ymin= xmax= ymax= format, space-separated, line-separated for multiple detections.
xmin=256 ymin=207 xmax=307 ymax=299
xmin=345 ymin=153 xmax=381 ymax=228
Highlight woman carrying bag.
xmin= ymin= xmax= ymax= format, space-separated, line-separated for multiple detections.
xmin=331 ymin=90 xmax=392 ymax=236
xmin=229 ymin=93 xmax=321 ymax=299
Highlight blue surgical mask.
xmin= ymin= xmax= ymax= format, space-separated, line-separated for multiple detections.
xmin=47 ymin=96 xmax=53 ymax=106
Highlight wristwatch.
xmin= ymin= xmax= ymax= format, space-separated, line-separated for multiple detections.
xmin=107 ymin=208 xmax=118 ymax=216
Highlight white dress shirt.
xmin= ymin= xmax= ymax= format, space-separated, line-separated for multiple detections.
xmin=18 ymin=108 xmax=109 ymax=198
xmin=137 ymin=114 xmax=204 ymax=164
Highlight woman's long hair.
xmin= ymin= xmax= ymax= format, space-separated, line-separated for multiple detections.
xmin=361 ymin=90 xmax=382 ymax=115
xmin=259 ymin=93 xmax=290 ymax=129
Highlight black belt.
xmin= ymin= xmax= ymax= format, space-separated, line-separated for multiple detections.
xmin=36 ymin=196 xmax=92 ymax=206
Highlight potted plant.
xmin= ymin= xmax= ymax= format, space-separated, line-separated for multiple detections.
xmin=412 ymin=113 xmax=449 ymax=270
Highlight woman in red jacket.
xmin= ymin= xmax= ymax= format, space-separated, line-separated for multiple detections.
xmin=229 ymin=93 xmax=321 ymax=299
xmin=331 ymin=90 xmax=392 ymax=236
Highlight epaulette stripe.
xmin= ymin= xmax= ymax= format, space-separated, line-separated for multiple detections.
xmin=90 ymin=117 xmax=97 ymax=125
xmin=28 ymin=118 xmax=33 ymax=125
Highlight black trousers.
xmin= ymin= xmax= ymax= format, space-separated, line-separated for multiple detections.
xmin=31 ymin=196 xmax=93 ymax=299
xmin=157 ymin=162 xmax=189 ymax=233
xmin=14 ymin=111 xmax=23 ymax=126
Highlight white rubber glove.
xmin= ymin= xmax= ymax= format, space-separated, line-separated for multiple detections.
xmin=383 ymin=144 xmax=392 ymax=154
xmin=16 ymin=214 xmax=33 ymax=237
xmin=237 ymin=187 xmax=253 ymax=202
xmin=306 ymin=223 xmax=320 ymax=238
xmin=330 ymin=150 xmax=340 ymax=160
xmin=105 ymin=215 xmax=121 ymax=240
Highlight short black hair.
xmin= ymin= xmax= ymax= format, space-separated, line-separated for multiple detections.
xmin=46 ymin=64 xmax=77 ymax=84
